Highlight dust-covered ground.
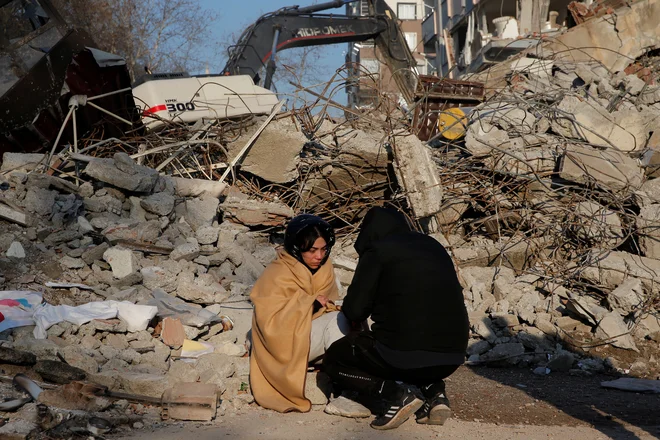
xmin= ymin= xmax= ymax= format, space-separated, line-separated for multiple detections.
xmin=113 ymin=366 xmax=660 ymax=440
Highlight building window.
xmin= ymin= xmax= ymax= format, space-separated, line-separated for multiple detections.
xmin=397 ymin=3 xmax=417 ymax=20
xmin=404 ymin=32 xmax=418 ymax=51
xmin=361 ymin=58 xmax=380 ymax=74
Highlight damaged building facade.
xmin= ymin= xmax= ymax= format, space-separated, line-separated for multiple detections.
xmin=425 ymin=0 xmax=582 ymax=76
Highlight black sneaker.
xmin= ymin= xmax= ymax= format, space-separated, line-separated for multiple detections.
xmin=370 ymin=385 xmax=424 ymax=430
xmin=415 ymin=392 xmax=452 ymax=425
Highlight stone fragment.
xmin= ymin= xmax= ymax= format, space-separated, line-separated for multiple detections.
xmin=226 ymin=118 xmax=306 ymax=183
xmin=184 ymin=196 xmax=219 ymax=231
xmin=170 ymin=241 xmax=200 ymax=261
xmin=609 ymin=278 xmax=646 ymax=315
xmin=141 ymin=266 xmax=178 ymax=292
xmin=6 ymin=241 xmax=25 ymax=258
xmin=82 ymin=242 xmax=110 ymax=265
xmin=466 ymin=339 xmax=491 ymax=356
xmin=552 ymin=96 xmax=647 ymax=151
xmin=220 ymin=196 xmax=294 ymax=227
xmin=141 ymin=192 xmax=175 ymax=216
xmin=84 ymin=153 xmax=159 ymax=192
xmin=637 ymin=204 xmax=660 ymax=259
xmin=582 ymin=250 xmax=660 ymax=294
xmin=23 ymin=187 xmax=56 ymax=215
xmin=547 ymin=351 xmax=575 ymax=372
xmin=196 ymin=353 xmax=236 ymax=379
xmin=192 ymin=226 xmax=218 ymax=246
xmin=77 ymin=216 xmax=94 ymax=233
xmin=465 ymin=121 xmax=510 ymax=157
xmin=481 ymin=343 xmax=525 ymax=365
xmin=1 ymin=152 xmax=50 ymax=172
xmin=35 ymin=360 xmax=87 ymax=384
xmin=0 ymin=346 xmax=36 ymax=365
xmin=116 ymin=372 xmax=170 ymax=398
xmin=102 ymin=221 xmax=161 ymax=244
xmin=213 ymin=342 xmax=246 ymax=357
xmin=571 ymin=201 xmax=623 ymax=247
xmin=595 ymin=312 xmax=638 ymax=351
xmin=13 ymin=337 xmax=60 ymax=360
xmin=559 ymin=144 xmax=644 ymax=191
xmin=392 ymin=134 xmax=444 ymax=220
xmin=105 ymin=334 xmax=129 ymax=350
xmin=60 ymin=346 xmax=99 ymax=375
xmin=103 ymin=246 xmax=137 ymax=279
xmin=491 ymin=313 xmax=520 ymax=328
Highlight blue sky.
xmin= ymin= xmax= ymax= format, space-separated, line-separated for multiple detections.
xmin=200 ymin=0 xmax=349 ymax=107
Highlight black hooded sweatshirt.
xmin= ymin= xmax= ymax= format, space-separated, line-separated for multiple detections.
xmin=342 ymin=207 xmax=469 ymax=364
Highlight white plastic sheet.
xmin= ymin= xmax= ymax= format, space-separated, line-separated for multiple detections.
xmin=33 ymin=301 xmax=157 ymax=339
xmin=0 ymin=291 xmax=43 ymax=333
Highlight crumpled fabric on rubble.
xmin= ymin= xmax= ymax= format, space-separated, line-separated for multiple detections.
xmin=33 ymin=300 xmax=158 ymax=339
xmin=0 ymin=291 xmax=43 ymax=333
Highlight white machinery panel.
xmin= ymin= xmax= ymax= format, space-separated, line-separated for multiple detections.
xmin=133 ymin=75 xmax=280 ymax=130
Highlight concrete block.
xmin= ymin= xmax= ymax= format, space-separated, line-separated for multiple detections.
xmin=559 ymin=144 xmax=644 ymax=191
xmin=103 ymin=246 xmax=137 ymax=279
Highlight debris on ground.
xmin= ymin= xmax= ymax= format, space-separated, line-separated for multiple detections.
xmin=2 ymin=0 xmax=660 ymax=438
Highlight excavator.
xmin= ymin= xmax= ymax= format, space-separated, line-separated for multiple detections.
xmin=1 ymin=0 xmax=483 ymax=155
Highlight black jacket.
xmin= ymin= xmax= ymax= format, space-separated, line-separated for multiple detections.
xmin=342 ymin=207 xmax=469 ymax=357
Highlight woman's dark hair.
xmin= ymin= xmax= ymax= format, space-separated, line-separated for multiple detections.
xmin=284 ymin=214 xmax=335 ymax=265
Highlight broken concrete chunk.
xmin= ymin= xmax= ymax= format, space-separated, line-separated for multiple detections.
xmin=609 ymin=278 xmax=646 ymax=315
xmin=0 ymin=346 xmax=36 ymax=365
xmin=23 ymin=187 xmax=57 ymax=215
xmin=220 ymin=196 xmax=294 ymax=226
xmin=392 ymin=135 xmax=444 ymax=220
xmin=595 ymin=312 xmax=638 ymax=352
xmin=34 ymin=360 xmax=87 ymax=384
xmin=84 ymin=153 xmax=159 ymax=192
xmin=637 ymin=204 xmax=660 ymax=259
xmin=170 ymin=241 xmax=201 ymax=261
xmin=184 ymin=196 xmax=219 ymax=231
xmin=141 ymin=192 xmax=175 ymax=216
xmin=552 ymin=96 xmax=647 ymax=151
xmin=559 ymin=144 xmax=644 ymax=192
xmin=226 ymin=117 xmax=306 ymax=183
xmin=6 ymin=241 xmax=25 ymax=258
xmin=195 ymin=225 xmax=220 ymax=245
xmin=103 ymin=246 xmax=137 ymax=279
xmin=465 ymin=121 xmax=510 ymax=157
xmin=582 ymin=250 xmax=660 ymax=294
xmin=480 ymin=343 xmax=525 ymax=365
xmin=102 ymin=220 xmax=161 ymax=244
xmin=571 ymin=201 xmax=623 ymax=247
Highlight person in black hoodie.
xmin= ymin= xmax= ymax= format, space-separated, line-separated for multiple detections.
xmin=323 ymin=206 xmax=469 ymax=430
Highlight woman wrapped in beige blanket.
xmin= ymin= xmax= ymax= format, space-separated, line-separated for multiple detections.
xmin=249 ymin=214 xmax=350 ymax=413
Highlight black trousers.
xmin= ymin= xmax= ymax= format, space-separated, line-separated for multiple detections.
xmin=323 ymin=332 xmax=460 ymax=399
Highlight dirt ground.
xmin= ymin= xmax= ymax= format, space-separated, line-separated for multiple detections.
xmin=113 ymin=366 xmax=660 ymax=440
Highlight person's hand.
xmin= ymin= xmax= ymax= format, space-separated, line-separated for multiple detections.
xmin=316 ymin=295 xmax=329 ymax=307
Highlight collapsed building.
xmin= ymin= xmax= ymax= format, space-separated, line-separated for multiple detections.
xmin=1 ymin=0 xmax=660 ymax=437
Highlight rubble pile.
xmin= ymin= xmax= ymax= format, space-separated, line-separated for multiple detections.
xmin=429 ymin=55 xmax=660 ymax=376
xmin=0 ymin=125 xmax=375 ymax=436
xmin=1 ymin=16 xmax=660 ymax=440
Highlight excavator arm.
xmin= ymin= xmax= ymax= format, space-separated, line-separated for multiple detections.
xmin=220 ymin=0 xmax=417 ymax=104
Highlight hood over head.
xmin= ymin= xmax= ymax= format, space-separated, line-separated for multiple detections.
xmin=354 ymin=207 xmax=412 ymax=255
xmin=284 ymin=214 xmax=335 ymax=268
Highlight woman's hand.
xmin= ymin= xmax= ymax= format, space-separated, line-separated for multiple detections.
xmin=315 ymin=295 xmax=329 ymax=307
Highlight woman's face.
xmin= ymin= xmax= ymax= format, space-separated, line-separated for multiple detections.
xmin=301 ymin=237 xmax=328 ymax=270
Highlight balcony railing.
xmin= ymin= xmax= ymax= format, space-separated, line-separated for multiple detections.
xmin=422 ymin=11 xmax=437 ymax=44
